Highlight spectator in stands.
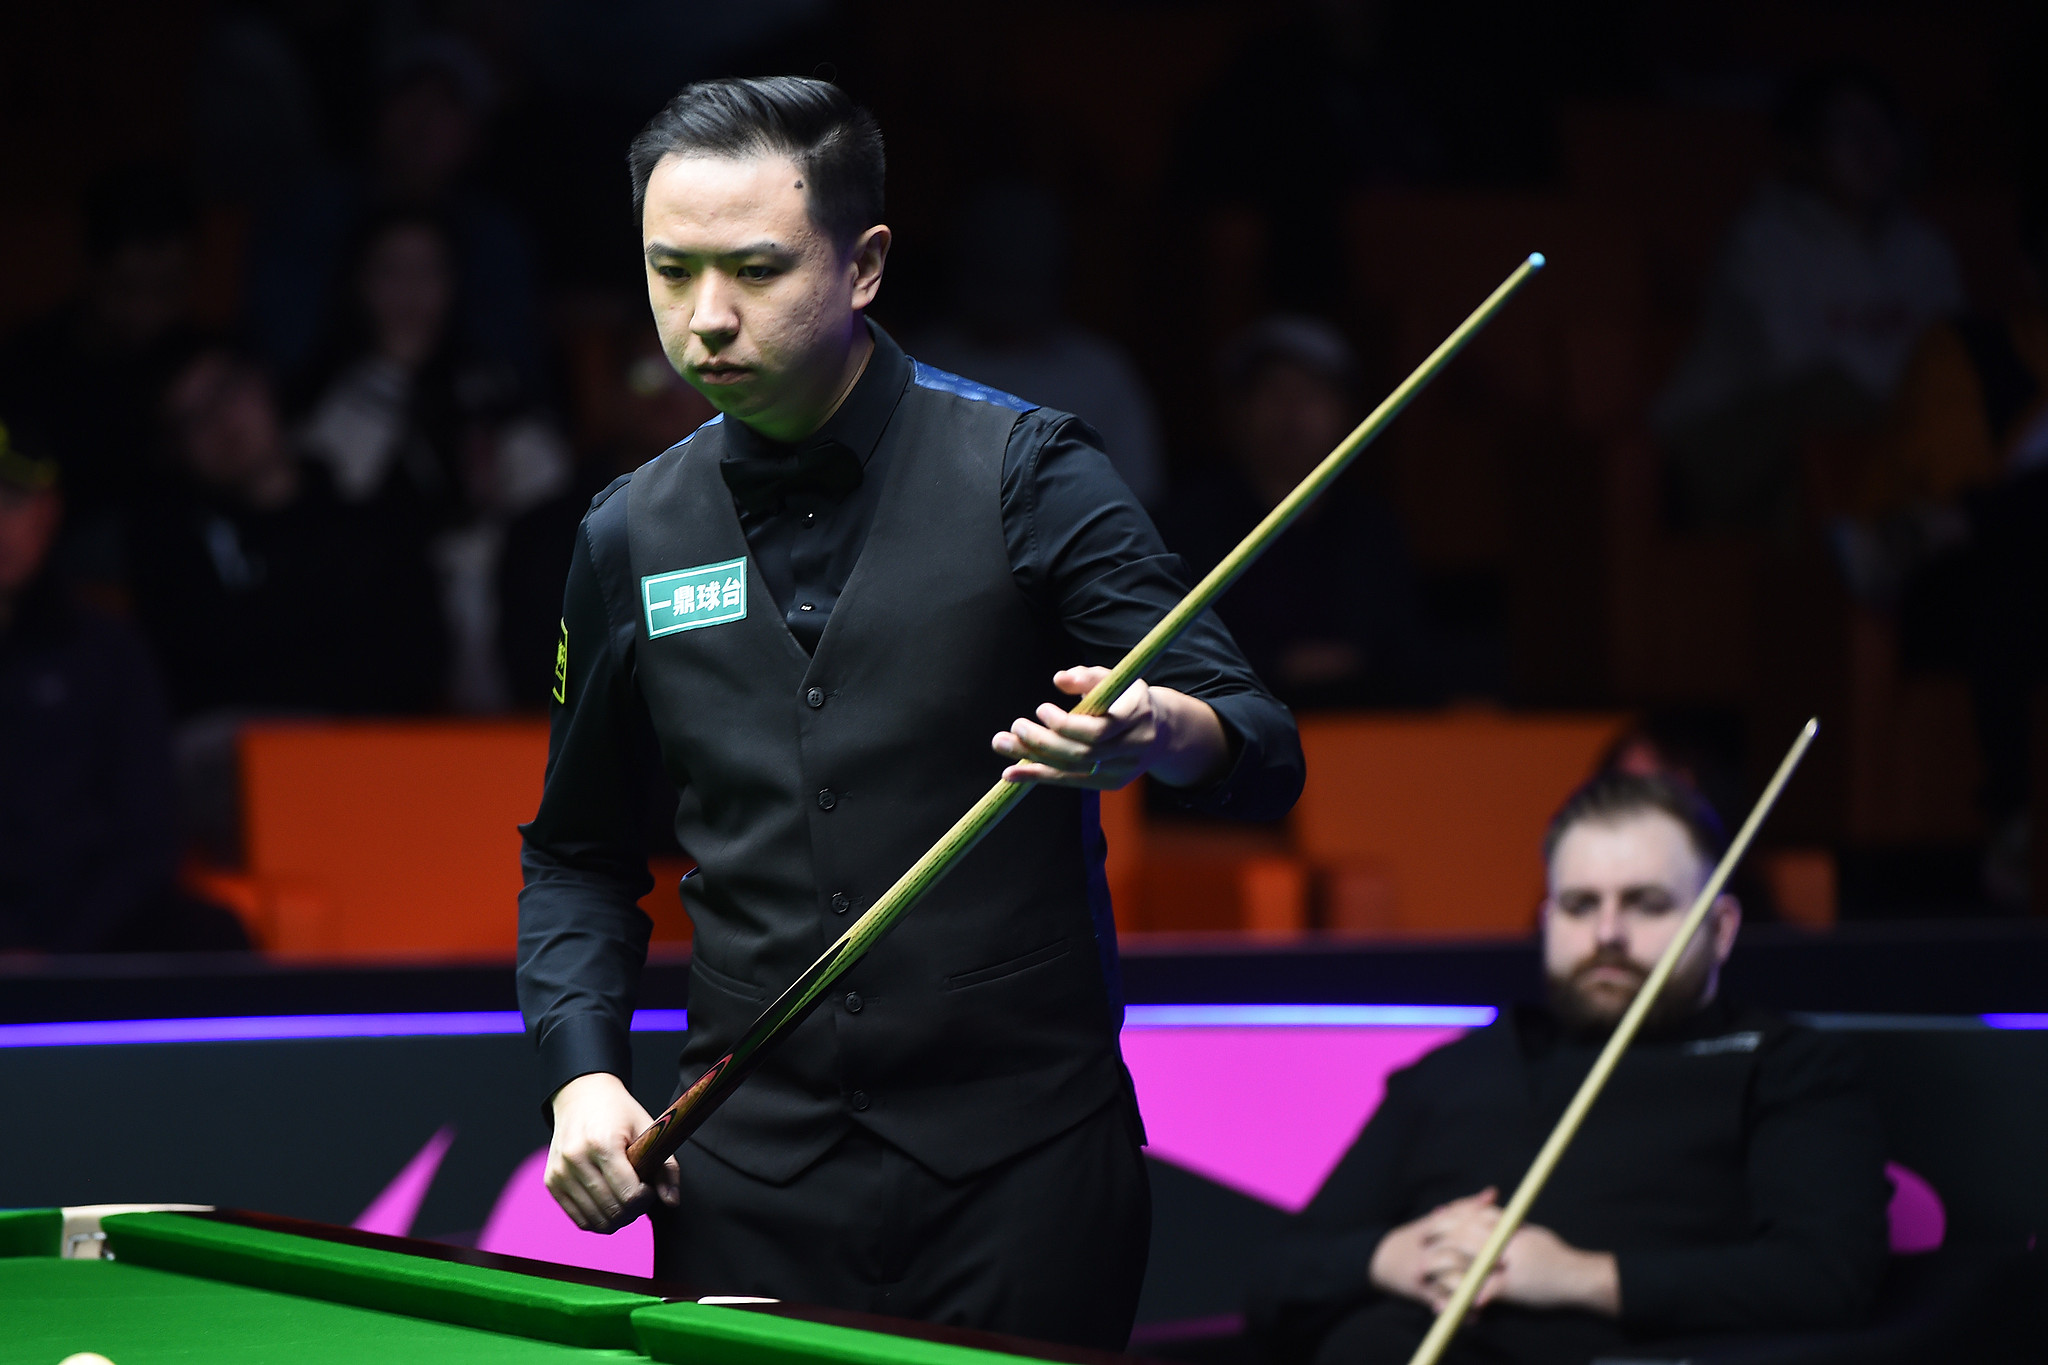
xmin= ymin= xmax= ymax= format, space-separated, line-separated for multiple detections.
xmin=244 ymin=34 xmax=542 ymax=392
xmin=294 ymin=210 xmax=570 ymax=712
xmin=129 ymin=347 xmax=444 ymax=718
xmin=0 ymin=163 xmax=203 ymax=585
xmin=1155 ymin=316 xmax=1434 ymax=709
xmin=1830 ymin=197 xmax=2048 ymax=909
xmin=1655 ymin=65 xmax=1962 ymax=536
xmin=498 ymin=318 xmax=714 ymax=710
xmin=1168 ymin=0 xmax=1440 ymax=310
xmin=910 ymin=180 xmax=1163 ymax=504
xmin=1248 ymin=773 xmax=1889 ymax=1364
xmin=0 ymin=425 xmax=245 ymax=953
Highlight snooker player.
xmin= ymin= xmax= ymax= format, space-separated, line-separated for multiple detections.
xmin=1247 ymin=772 xmax=1890 ymax=1365
xmin=516 ymin=76 xmax=1303 ymax=1349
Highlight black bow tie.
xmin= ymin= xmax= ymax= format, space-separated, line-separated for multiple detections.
xmin=718 ymin=442 xmax=865 ymax=516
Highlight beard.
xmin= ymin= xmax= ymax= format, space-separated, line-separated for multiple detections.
xmin=1546 ymin=943 xmax=1714 ymax=1035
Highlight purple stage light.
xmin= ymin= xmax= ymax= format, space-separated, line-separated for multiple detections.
xmin=0 ymin=1010 xmax=692 ymax=1049
xmin=1982 ymin=1013 xmax=2048 ymax=1029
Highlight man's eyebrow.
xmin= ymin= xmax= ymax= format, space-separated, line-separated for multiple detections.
xmin=644 ymin=240 xmax=790 ymax=262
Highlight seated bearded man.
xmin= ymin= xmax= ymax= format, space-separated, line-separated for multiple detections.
xmin=1248 ymin=773 xmax=1891 ymax=1365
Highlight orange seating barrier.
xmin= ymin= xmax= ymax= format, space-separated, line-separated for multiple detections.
xmin=219 ymin=721 xmax=691 ymax=959
xmin=233 ymin=721 xmax=551 ymax=957
xmin=1293 ymin=711 xmax=1630 ymax=937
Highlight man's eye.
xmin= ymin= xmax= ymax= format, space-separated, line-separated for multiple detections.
xmin=737 ymin=264 xmax=777 ymax=281
xmin=655 ymin=265 xmax=689 ymax=281
xmin=1556 ymin=897 xmax=1598 ymax=917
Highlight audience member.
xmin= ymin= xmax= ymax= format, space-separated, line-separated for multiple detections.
xmin=1249 ymin=773 xmax=1889 ymax=1365
xmin=498 ymin=318 xmax=714 ymax=711
xmin=1154 ymin=316 xmax=1434 ymax=709
xmin=1655 ymin=65 xmax=1962 ymax=535
xmin=129 ymin=347 xmax=444 ymax=718
xmin=244 ymin=34 xmax=542 ymax=391
xmin=0 ymin=163 xmax=203 ymax=584
xmin=909 ymin=180 xmax=1164 ymax=505
xmin=1168 ymin=0 xmax=1440 ymax=309
xmin=293 ymin=210 xmax=571 ymax=712
xmin=1830 ymin=198 xmax=2048 ymax=908
xmin=0 ymin=425 xmax=245 ymax=954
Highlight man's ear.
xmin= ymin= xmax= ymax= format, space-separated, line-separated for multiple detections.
xmin=848 ymin=224 xmax=891 ymax=310
xmin=1710 ymin=893 xmax=1741 ymax=965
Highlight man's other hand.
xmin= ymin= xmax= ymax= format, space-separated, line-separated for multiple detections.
xmin=1493 ymin=1224 xmax=1621 ymax=1316
xmin=991 ymin=666 xmax=1228 ymax=790
xmin=545 ymin=1072 xmax=680 ymax=1233
xmin=1370 ymin=1188 xmax=1506 ymax=1313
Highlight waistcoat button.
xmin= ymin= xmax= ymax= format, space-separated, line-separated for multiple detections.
xmin=844 ymin=992 xmax=864 ymax=1014
xmin=817 ymin=788 xmax=837 ymax=810
xmin=830 ymin=892 xmax=851 ymax=914
xmin=850 ymin=1090 xmax=871 ymax=1111
xmin=805 ymin=686 xmax=825 ymax=708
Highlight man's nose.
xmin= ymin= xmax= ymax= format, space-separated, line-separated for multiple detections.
xmin=691 ymin=276 xmax=740 ymax=338
xmin=1593 ymin=898 xmax=1629 ymax=946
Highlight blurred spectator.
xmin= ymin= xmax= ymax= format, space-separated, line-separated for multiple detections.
xmin=1155 ymin=316 xmax=1434 ymax=709
xmin=1655 ymin=65 xmax=1962 ymax=535
xmin=189 ymin=2 xmax=324 ymax=203
xmin=1829 ymin=199 xmax=2048 ymax=909
xmin=1168 ymin=0 xmax=1439 ymax=309
xmin=0 ymin=425 xmax=245 ymax=954
xmin=910 ymin=180 xmax=1164 ymax=506
xmin=0 ymin=163 xmax=203 ymax=584
xmin=129 ymin=347 xmax=445 ymax=718
xmin=293 ymin=210 xmax=571 ymax=712
xmin=244 ymin=34 xmax=543 ymax=392
xmin=498 ymin=318 xmax=714 ymax=710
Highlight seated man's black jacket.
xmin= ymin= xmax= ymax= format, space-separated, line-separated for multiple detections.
xmin=1248 ymin=999 xmax=1891 ymax=1362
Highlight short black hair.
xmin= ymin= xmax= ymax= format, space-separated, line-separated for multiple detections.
xmin=628 ymin=76 xmax=884 ymax=249
xmin=1542 ymin=771 xmax=1729 ymax=871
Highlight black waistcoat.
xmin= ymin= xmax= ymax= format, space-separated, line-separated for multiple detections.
xmin=624 ymin=371 xmax=1125 ymax=1182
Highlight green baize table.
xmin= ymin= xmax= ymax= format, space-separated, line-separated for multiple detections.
xmin=0 ymin=1207 xmax=1103 ymax=1365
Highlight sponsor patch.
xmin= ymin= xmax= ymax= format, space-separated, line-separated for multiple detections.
xmin=643 ymin=558 xmax=748 ymax=638
xmin=1680 ymin=1031 xmax=1762 ymax=1056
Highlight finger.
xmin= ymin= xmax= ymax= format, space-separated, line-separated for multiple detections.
xmin=1008 ymin=715 xmax=1098 ymax=767
xmin=656 ymin=1156 xmax=681 ymax=1207
xmin=547 ymin=1162 xmax=605 ymax=1230
xmin=593 ymin=1145 xmax=649 ymax=1215
xmin=1051 ymin=666 xmax=1110 ymax=697
xmin=1034 ymin=701 xmax=1117 ymax=744
xmin=1000 ymin=759 xmax=1124 ymax=789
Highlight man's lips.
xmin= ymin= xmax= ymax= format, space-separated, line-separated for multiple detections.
xmin=693 ymin=363 xmax=752 ymax=384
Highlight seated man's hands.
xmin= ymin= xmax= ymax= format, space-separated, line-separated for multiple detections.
xmin=1371 ymin=1188 xmax=1621 ymax=1318
xmin=545 ymin=1072 xmax=680 ymax=1234
xmin=991 ymin=666 xmax=1228 ymax=790
xmin=1371 ymin=1188 xmax=1506 ymax=1313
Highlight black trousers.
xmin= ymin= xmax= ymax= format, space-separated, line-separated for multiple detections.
xmin=651 ymin=1096 xmax=1151 ymax=1351
xmin=1312 ymin=1297 xmax=1629 ymax=1365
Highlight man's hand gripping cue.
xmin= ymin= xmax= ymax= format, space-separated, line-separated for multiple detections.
xmin=991 ymin=666 xmax=1230 ymax=790
xmin=546 ymin=1072 xmax=680 ymax=1233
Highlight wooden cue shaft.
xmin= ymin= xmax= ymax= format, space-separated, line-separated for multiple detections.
xmin=1402 ymin=717 xmax=1820 ymax=1365
xmin=624 ymin=254 xmax=1549 ymax=1180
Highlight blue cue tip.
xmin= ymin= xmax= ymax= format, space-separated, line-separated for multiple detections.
xmin=1527 ymin=251 xmax=1547 ymax=270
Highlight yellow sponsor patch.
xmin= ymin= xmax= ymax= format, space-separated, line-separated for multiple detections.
xmin=553 ymin=618 xmax=569 ymax=704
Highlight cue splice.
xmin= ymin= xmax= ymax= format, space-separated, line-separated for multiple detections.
xmin=1401 ymin=718 xmax=1820 ymax=1365
xmin=625 ymin=253 xmax=1550 ymax=1185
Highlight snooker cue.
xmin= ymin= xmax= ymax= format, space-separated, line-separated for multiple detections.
xmin=625 ymin=252 xmax=1550 ymax=1181
xmin=1402 ymin=717 xmax=1821 ymax=1365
